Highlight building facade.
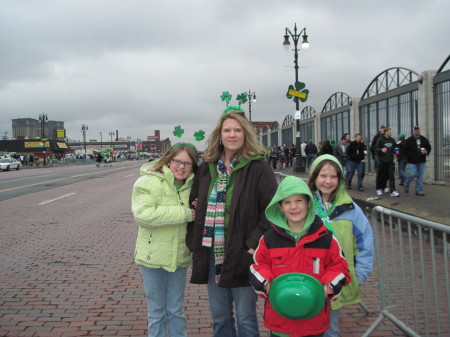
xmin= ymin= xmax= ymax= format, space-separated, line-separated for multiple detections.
xmin=11 ymin=118 xmax=65 ymax=140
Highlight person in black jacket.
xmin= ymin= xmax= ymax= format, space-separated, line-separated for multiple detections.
xmin=304 ymin=140 xmax=318 ymax=171
xmin=374 ymin=127 xmax=399 ymax=197
xmin=370 ymin=125 xmax=385 ymax=171
xmin=345 ymin=133 xmax=367 ymax=191
xmin=318 ymin=139 xmax=334 ymax=156
xmin=396 ymin=133 xmax=407 ymax=186
xmin=403 ymin=126 xmax=432 ymax=196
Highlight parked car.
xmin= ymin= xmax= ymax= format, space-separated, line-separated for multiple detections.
xmin=0 ymin=158 xmax=21 ymax=171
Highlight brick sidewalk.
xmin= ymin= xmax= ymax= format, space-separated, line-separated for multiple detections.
xmin=0 ymin=164 xmax=431 ymax=336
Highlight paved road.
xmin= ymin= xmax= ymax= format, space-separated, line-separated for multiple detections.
xmin=0 ymin=162 xmax=447 ymax=336
xmin=0 ymin=161 xmax=142 ymax=201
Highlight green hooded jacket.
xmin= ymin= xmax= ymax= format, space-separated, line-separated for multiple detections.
xmin=265 ymin=176 xmax=316 ymax=238
xmin=309 ymin=154 xmax=374 ymax=310
xmin=132 ymin=161 xmax=194 ymax=271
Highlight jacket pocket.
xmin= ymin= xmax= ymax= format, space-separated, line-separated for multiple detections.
xmin=269 ymin=250 xmax=290 ymax=275
xmin=305 ymin=249 xmax=326 ymax=276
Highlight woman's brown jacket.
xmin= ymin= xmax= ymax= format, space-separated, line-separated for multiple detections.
xmin=186 ymin=156 xmax=278 ymax=288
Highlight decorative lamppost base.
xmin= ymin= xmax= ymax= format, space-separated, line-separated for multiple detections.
xmin=293 ymin=154 xmax=305 ymax=172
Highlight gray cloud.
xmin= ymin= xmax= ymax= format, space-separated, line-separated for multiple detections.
xmin=1 ymin=0 xmax=449 ymax=148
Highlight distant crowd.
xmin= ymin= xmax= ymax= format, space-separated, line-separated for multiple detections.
xmin=266 ymin=125 xmax=431 ymax=198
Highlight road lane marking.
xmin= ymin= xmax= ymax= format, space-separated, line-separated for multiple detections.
xmin=0 ymin=166 xmax=130 ymax=193
xmin=39 ymin=193 xmax=76 ymax=205
xmin=125 ymin=174 xmax=135 ymax=178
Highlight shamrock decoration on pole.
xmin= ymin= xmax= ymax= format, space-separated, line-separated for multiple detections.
xmin=173 ymin=125 xmax=184 ymax=138
xmin=193 ymin=130 xmax=205 ymax=142
xmin=220 ymin=91 xmax=232 ymax=108
xmin=236 ymin=92 xmax=248 ymax=107
xmin=286 ymin=81 xmax=309 ymax=103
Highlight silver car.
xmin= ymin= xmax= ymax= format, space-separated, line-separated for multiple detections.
xmin=0 ymin=158 xmax=21 ymax=171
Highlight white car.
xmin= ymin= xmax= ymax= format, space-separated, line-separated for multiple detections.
xmin=0 ymin=158 xmax=21 ymax=171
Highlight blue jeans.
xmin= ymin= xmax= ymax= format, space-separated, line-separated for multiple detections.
xmin=207 ymin=249 xmax=260 ymax=337
xmin=345 ymin=161 xmax=365 ymax=188
xmin=140 ymin=266 xmax=188 ymax=337
xmin=306 ymin=154 xmax=316 ymax=170
xmin=398 ymin=159 xmax=407 ymax=185
xmin=405 ymin=162 xmax=426 ymax=193
xmin=373 ymin=154 xmax=380 ymax=172
xmin=270 ymin=333 xmax=323 ymax=337
xmin=323 ymin=309 xmax=340 ymax=337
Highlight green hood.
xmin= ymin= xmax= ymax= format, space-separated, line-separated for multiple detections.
xmin=309 ymin=154 xmax=352 ymax=205
xmin=265 ymin=176 xmax=316 ymax=232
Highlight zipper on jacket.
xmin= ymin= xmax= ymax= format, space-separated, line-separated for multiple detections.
xmin=177 ymin=191 xmax=184 ymax=205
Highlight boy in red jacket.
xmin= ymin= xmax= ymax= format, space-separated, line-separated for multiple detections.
xmin=250 ymin=176 xmax=350 ymax=337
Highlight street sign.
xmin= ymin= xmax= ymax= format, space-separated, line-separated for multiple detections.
xmin=289 ymin=89 xmax=307 ymax=99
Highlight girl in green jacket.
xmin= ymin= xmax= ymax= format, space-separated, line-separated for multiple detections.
xmin=132 ymin=143 xmax=198 ymax=337
xmin=308 ymin=155 xmax=374 ymax=337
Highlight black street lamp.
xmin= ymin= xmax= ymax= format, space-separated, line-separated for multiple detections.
xmin=99 ymin=132 xmax=103 ymax=148
xmin=246 ymin=90 xmax=256 ymax=121
xmin=109 ymin=131 xmax=114 ymax=142
xmin=81 ymin=124 xmax=88 ymax=154
xmin=39 ymin=113 xmax=48 ymax=166
xmin=283 ymin=23 xmax=309 ymax=172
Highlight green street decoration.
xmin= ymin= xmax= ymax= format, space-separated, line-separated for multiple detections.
xmin=193 ymin=130 xmax=205 ymax=142
xmin=220 ymin=91 xmax=232 ymax=107
xmin=236 ymin=93 xmax=248 ymax=107
xmin=173 ymin=125 xmax=184 ymax=138
xmin=286 ymin=81 xmax=309 ymax=103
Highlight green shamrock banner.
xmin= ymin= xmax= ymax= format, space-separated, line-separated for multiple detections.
xmin=193 ymin=130 xmax=205 ymax=141
xmin=286 ymin=81 xmax=309 ymax=103
xmin=173 ymin=126 xmax=184 ymax=138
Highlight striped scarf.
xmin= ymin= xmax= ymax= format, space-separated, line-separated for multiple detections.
xmin=202 ymin=159 xmax=235 ymax=283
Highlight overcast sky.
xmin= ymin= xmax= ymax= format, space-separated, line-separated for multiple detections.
xmin=1 ymin=0 xmax=449 ymax=150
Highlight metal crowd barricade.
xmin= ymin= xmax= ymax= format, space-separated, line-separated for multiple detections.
xmin=363 ymin=206 xmax=450 ymax=337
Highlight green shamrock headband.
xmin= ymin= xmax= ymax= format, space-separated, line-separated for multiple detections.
xmin=168 ymin=142 xmax=198 ymax=155
xmin=220 ymin=91 xmax=248 ymax=116
xmin=223 ymin=105 xmax=245 ymax=114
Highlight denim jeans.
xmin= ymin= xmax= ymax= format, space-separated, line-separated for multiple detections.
xmin=398 ymin=159 xmax=407 ymax=185
xmin=270 ymin=333 xmax=323 ymax=337
xmin=346 ymin=161 xmax=366 ymax=188
xmin=373 ymin=154 xmax=380 ymax=172
xmin=307 ymin=154 xmax=316 ymax=170
xmin=140 ymin=266 xmax=188 ymax=337
xmin=345 ymin=161 xmax=357 ymax=187
xmin=207 ymin=249 xmax=260 ymax=337
xmin=405 ymin=162 xmax=426 ymax=193
xmin=323 ymin=309 xmax=340 ymax=337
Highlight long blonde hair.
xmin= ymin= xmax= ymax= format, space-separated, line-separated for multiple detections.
xmin=150 ymin=143 xmax=199 ymax=173
xmin=203 ymin=110 xmax=266 ymax=162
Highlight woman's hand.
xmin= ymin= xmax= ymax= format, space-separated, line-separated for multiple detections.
xmin=264 ymin=281 xmax=271 ymax=294
xmin=247 ymin=248 xmax=255 ymax=254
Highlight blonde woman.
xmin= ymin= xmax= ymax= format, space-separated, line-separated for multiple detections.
xmin=187 ymin=108 xmax=278 ymax=337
